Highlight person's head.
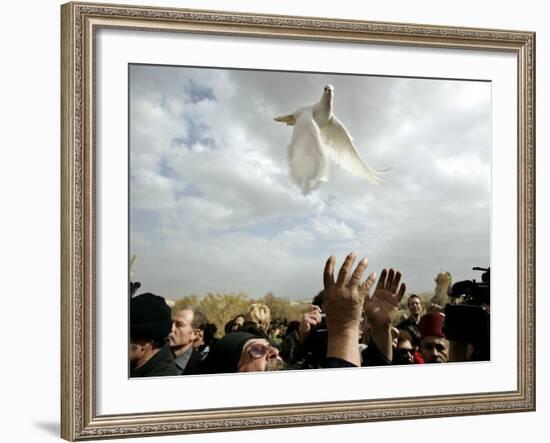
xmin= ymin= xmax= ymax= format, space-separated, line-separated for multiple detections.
xmin=191 ymin=309 xmax=208 ymax=349
xmin=168 ymin=306 xmax=197 ymax=353
xmin=224 ymin=319 xmax=235 ymax=335
xmin=407 ymin=294 xmax=423 ymax=318
xmin=130 ymin=293 xmax=172 ymax=365
xmin=203 ymin=323 xmax=218 ymax=347
xmin=244 ymin=304 xmax=271 ymax=333
xmin=391 ymin=326 xmax=400 ymax=348
xmin=238 ymin=337 xmax=283 ymax=372
xmin=419 ymin=313 xmax=449 ymax=363
xmin=231 ymin=315 xmax=245 ymax=332
xmin=396 ymin=330 xmax=415 ymax=364
xmin=270 ymin=323 xmax=283 ymax=338
xmin=201 ymin=331 xmax=282 ymax=374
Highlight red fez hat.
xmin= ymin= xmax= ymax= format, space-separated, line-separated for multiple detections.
xmin=419 ymin=313 xmax=446 ymax=339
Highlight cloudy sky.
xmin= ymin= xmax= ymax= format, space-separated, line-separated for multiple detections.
xmin=129 ymin=64 xmax=490 ymax=301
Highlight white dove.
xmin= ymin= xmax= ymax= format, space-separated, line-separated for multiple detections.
xmin=274 ymin=84 xmax=385 ymax=194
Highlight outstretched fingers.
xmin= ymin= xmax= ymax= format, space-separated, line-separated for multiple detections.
xmin=336 ymin=252 xmax=356 ymax=287
xmin=386 ymin=269 xmax=395 ymax=290
xmin=348 ymin=258 xmax=369 ymax=289
xmin=324 ymin=255 xmax=336 ymax=289
xmin=390 ymin=271 xmax=402 ymax=294
xmin=377 ymin=268 xmax=401 ymax=293
xmin=361 ymin=272 xmax=377 ymax=307
xmin=376 ymin=269 xmax=388 ymax=290
xmin=361 ymin=272 xmax=377 ymax=293
xmin=397 ymin=282 xmax=407 ymax=303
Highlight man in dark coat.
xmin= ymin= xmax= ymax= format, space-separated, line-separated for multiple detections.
xmin=397 ymin=294 xmax=423 ymax=344
xmin=168 ymin=305 xmax=207 ymax=375
xmin=130 ymin=293 xmax=179 ymax=377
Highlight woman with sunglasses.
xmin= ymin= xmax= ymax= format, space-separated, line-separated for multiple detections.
xmin=200 ymin=331 xmax=283 ymax=374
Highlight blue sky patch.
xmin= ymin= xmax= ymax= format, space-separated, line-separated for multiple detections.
xmin=187 ymin=81 xmax=215 ymax=103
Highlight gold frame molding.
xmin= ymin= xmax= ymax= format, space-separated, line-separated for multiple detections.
xmin=61 ymin=1 xmax=536 ymax=440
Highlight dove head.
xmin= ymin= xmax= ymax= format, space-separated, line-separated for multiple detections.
xmin=322 ymin=85 xmax=334 ymax=109
xmin=323 ymin=84 xmax=334 ymax=97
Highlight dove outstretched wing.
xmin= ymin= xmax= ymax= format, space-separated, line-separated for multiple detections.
xmin=320 ymin=116 xmax=384 ymax=185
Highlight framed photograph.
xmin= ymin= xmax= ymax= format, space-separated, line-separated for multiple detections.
xmin=61 ymin=1 xmax=535 ymax=440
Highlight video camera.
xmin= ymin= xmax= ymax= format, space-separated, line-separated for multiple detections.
xmin=448 ymin=267 xmax=490 ymax=306
xmin=444 ymin=267 xmax=490 ymax=361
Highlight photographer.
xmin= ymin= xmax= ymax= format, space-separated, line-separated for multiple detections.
xmin=279 ymin=297 xmax=325 ymax=369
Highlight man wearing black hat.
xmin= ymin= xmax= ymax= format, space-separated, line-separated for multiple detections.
xmin=130 ymin=293 xmax=179 ymax=377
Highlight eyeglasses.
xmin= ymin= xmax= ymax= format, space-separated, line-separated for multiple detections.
xmin=398 ymin=348 xmax=414 ymax=355
xmin=248 ymin=344 xmax=272 ymax=359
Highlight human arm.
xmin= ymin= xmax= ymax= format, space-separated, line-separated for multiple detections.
xmin=362 ymin=269 xmax=406 ymax=363
xmin=298 ymin=305 xmax=323 ymax=344
xmin=323 ymin=253 xmax=371 ymax=367
xmin=279 ymin=305 xmax=323 ymax=368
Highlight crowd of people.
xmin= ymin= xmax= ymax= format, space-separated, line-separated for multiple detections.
xmin=129 ymin=253 xmax=490 ymax=377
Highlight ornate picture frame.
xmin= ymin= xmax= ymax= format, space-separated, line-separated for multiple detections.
xmin=61 ymin=1 xmax=535 ymax=440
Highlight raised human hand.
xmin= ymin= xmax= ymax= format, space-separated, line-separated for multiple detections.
xmin=323 ymin=252 xmax=370 ymax=366
xmin=323 ymin=253 xmax=369 ymax=332
xmin=364 ymin=268 xmax=406 ymax=329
